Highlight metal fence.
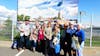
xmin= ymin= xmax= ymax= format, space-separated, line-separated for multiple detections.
xmin=0 ymin=20 xmax=100 ymax=47
xmin=0 ymin=20 xmax=12 ymax=41
xmin=84 ymin=28 xmax=100 ymax=46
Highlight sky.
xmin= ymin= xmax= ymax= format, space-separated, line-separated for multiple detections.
xmin=79 ymin=0 xmax=100 ymax=27
xmin=18 ymin=0 xmax=78 ymax=19
xmin=0 ymin=0 xmax=100 ymax=27
xmin=0 ymin=0 xmax=17 ymax=21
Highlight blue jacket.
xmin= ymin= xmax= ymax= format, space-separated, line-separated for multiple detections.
xmin=66 ymin=27 xmax=76 ymax=36
xmin=65 ymin=28 xmax=76 ymax=43
xmin=76 ymin=29 xmax=85 ymax=44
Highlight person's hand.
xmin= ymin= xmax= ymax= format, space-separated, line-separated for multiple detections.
xmin=38 ymin=40 xmax=40 ymax=42
xmin=65 ymin=42 xmax=67 ymax=45
xmin=20 ymin=29 xmax=24 ymax=32
xmin=21 ymin=30 xmax=24 ymax=33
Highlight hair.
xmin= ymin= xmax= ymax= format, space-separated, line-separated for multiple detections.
xmin=47 ymin=22 xmax=51 ymax=27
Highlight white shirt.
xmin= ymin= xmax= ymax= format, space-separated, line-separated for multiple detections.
xmin=19 ymin=23 xmax=30 ymax=36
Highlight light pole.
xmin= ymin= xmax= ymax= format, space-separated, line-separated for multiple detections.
xmin=79 ymin=11 xmax=86 ymax=23
xmin=12 ymin=18 xmax=14 ymax=42
xmin=79 ymin=11 xmax=93 ymax=47
xmin=79 ymin=11 xmax=82 ymax=23
xmin=90 ymin=13 xmax=93 ymax=47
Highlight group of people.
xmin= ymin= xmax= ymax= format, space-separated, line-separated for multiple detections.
xmin=17 ymin=19 xmax=85 ymax=56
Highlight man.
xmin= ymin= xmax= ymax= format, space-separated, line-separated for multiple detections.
xmin=75 ymin=24 xmax=85 ymax=56
xmin=64 ymin=22 xmax=76 ymax=56
xmin=18 ymin=20 xmax=31 ymax=50
xmin=60 ymin=22 xmax=69 ymax=55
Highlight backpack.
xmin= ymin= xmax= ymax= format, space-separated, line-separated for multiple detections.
xmin=11 ymin=40 xmax=17 ymax=49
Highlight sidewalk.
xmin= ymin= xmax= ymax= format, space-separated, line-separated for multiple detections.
xmin=84 ymin=47 xmax=100 ymax=56
xmin=0 ymin=41 xmax=100 ymax=56
xmin=0 ymin=41 xmax=12 ymax=47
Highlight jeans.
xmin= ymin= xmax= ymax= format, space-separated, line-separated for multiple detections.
xmin=20 ymin=36 xmax=30 ymax=49
xmin=31 ymin=40 xmax=36 ymax=48
xmin=19 ymin=36 xmax=25 ymax=48
xmin=78 ymin=41 xmax=84 ymax=56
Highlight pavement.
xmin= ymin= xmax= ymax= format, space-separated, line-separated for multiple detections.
xmin=0 ymin=41 xmax=100 ymax=56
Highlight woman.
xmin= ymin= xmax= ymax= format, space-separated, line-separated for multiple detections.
xmin=53 ymin=25 xmax=60 ymax=56
xmin=38 ymin=25 xmax=45 ymax=53
xmin=30 ymin=28 xmax=38 ymax=52
xmin=44 ymin=22 xmax=52 ymax=56
xmin=30 ymin=22 xmax=40 ymax=52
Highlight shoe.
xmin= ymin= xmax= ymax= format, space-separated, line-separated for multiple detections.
xmin=32 ymin=47 xmax=35 ymax=52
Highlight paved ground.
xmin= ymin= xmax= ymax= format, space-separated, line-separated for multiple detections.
xmin=0 ymin=41 xmax=100 ymax=56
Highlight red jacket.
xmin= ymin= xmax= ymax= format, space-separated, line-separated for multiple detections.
xmin=38 ymin=29 xmax=44 ymax=41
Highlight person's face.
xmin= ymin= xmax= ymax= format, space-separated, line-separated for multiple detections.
xmin=69 ymin=24 xmax=73 ymax=29
xmin=64 ymin=23 xmax=69 ymax=29
xmin=41 ymin=26 xmax=44 ymax=30
xmin=77 ymin=25 xmax=81 ymax=30
xmin=43 ymin=23 xmax=46 ymax=27
xmin=64 ymin=25 xmax=67 ymax=29
xmin=25 ymin=21 xmax=29 ymax=25
xmin=55 ymin=26 xmax=58 ymax=32
xmin=47 ymin=23 xmax=51 ymax=27
xmin=35 ymin=21 xmax=39 ymax=27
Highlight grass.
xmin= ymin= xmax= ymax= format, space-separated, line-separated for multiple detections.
xmin=85 ymin=36 xmax=100 ymax=47
xmin=0 ymin=36 xmax=11 ymax=41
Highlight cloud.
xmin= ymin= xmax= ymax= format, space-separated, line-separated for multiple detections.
xmin=0 ymin=5 xmax=17 ymax=22
xmin=19 ymin=0 xmax=47 ymax=8
xmin=66 ymin=4 xmax=78 ymax=16
xmin=18 ymin=0 xmax=78 ymax=19
xmin=18 ymin=7 xmax=58 ymax=18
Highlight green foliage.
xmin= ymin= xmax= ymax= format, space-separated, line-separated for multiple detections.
xmin=85 ymin=36 xmax=100 ymax=46
xmin=25 ymin=16 xmax=30 ymax=21
xmin=3 ymin=17 xmax=12 ymax=38
xmin=53 ymin=17 xmax=61 ymax=20
xmin=17 ymin=14 xmax=24 ymax=21
xmin=14 ymin=32 xmax=20 ymax=40
xmin=17 ymin=14 xmax=30 ymax=21
xmin=0 ymin=17 xmax=12 ymax=41
xmin=0 ymin=36 xmax=11 ymax=41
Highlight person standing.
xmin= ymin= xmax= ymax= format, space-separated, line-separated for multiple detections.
xmin=18 ymin=20 xmax=31 ymax=50
xmin=30 ymin=26 xmax=37 ymax=52
xmin=60 ymin=23 xmax=69 ymax=56
xmin=75 ymin=24 xmax=85 ymax=56
xmin=64 ymin=22 xmax=76 ymax=56
xmin=53 ymin=25 xmax=60 ymax=56
xmin=38 ymin=25 xmax=45 ymax=53
xmin=44 ymin=22 xmax=52 ymax=56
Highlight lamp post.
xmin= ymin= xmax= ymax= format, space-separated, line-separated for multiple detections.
xmin=79 ymin=11 xmax=82 ymax=23
xmin=79 ymin=11 xmax=93 ymax=47
xmin=12 ymin=18 xmax=14 ymax=42
xmin=90 ymin=13 xmax=93 ymax=47
xmin=79 ymin=11 xmax=85 ymax=23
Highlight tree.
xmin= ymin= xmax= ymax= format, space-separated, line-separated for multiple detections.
xmin=2 ymin=17 xmax=12 ymax=38
xmin=25 ymin=15 xmax=30 ymax=21
xmin=17 ymin=14 xmax=30 ymax=21
xmin=17 ymin=14 xmax=24 ymax=21
xmin=53 ymin=17 xmax=58 ymax=20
